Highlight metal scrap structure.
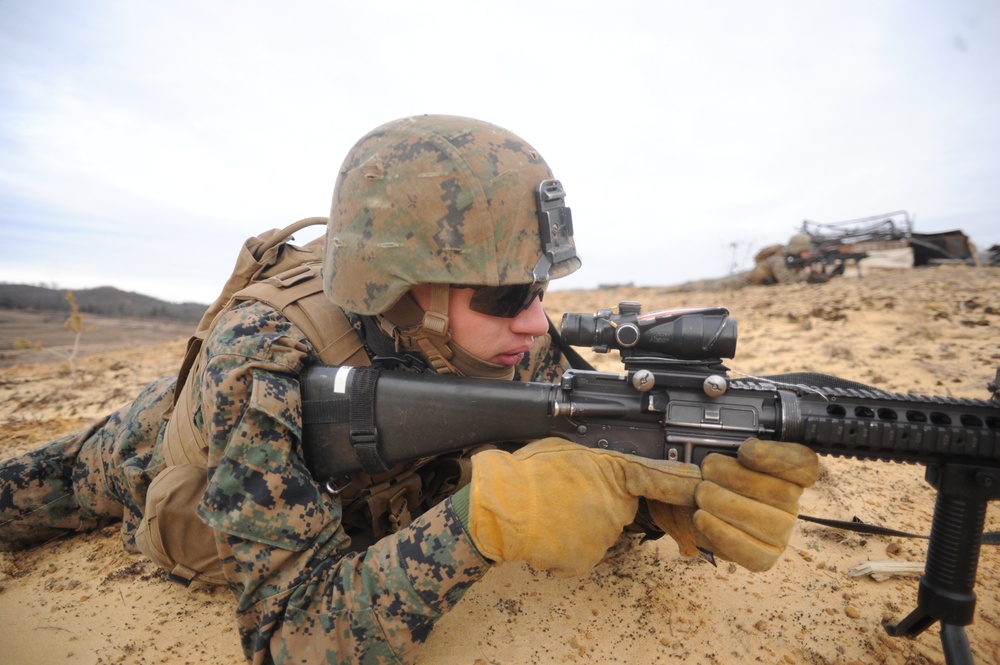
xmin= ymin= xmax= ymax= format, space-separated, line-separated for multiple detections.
xmin=799 ymin=211 xmax=977 ymax=266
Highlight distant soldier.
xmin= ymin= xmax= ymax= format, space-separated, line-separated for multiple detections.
xmin=672 ymin=233 xmax=828 ymax=292
xmin=744 ymin=233 xmax=829 ymax=286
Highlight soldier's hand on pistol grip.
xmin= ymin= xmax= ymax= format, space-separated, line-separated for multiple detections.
xmin=648 ymin=438 xmax=820 ymax=572
xmin=463 ymin=437 xmax=702 ymax=577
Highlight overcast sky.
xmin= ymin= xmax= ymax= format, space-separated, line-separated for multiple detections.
xmin=1 ymin=0 xmax=998 ymax=305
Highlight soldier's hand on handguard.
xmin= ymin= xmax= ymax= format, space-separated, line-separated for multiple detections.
xmin=460 ymin=437 xmax=702 ymax=577
xmin=649 ymin=438 xmax=820 ymax=572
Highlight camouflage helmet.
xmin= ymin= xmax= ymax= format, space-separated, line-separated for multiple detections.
xmin=323 ymin=114 xmax=582 ymax=315
xmin=786 ymin=233 xmax=812 ymax=255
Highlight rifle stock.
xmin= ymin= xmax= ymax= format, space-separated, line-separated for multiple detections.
xmin=300 ymin=303 xmax=1000 ymax=665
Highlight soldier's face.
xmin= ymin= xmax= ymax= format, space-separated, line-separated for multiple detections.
xmin=411 ymin=285 xmax=549 ymax=366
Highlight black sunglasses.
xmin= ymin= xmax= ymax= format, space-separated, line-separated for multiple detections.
xmin=454 ymin=282 xmax=547 ymax=318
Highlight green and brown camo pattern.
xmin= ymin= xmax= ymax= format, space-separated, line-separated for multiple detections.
xmin=0 ymin=375 xmax=174 ymax=552
xmin=324 ymin=114 xmax=580 ymax=315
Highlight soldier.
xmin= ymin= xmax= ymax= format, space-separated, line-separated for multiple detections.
xmin=672 ymin=233 xmax=828 ymax=292
xmin=744 ymin=233 xmax=828 ymax=286
xmin=0 ymin=115 xmax=819 ymax=664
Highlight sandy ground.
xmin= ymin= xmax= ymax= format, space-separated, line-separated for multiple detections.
xmin=1 ymin=264 xmax=998 ymax=664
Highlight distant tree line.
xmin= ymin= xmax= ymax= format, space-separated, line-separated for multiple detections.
xmin=0 ymin=283 xmax=207 ymax=321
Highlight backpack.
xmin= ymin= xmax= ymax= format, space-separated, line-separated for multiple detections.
xmin=173 ymin=217 xmax=368 ymax=394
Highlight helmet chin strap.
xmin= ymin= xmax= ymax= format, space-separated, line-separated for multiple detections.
xmin=377 ymin=284 xmax=515 ymax=380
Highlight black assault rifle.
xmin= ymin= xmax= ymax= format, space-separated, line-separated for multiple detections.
xmin=300 ymin=302 xmax=1000 ymax=665
xmin=788 ymin=248 xmax=870 ymax=277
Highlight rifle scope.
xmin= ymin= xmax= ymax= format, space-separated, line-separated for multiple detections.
xmin=560 ymin=302 xmax=737 ymax=360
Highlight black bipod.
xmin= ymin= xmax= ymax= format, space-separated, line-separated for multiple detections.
xmin=885 ymin=462 xmax=1000 ymax=665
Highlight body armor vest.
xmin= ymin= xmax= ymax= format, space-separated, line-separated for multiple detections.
xmin=136 ymin=221 xmax=429 ymax=586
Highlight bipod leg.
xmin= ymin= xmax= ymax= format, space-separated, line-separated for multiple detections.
xmin=941 ymin=623 xmax=973 ymax=665
xmin=884 ymin=463 xmax=1000 ymax=665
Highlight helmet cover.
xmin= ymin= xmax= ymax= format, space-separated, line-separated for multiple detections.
xmin=786 ymin=233 xmax=812 ymax=255
xmin=324 ymin=114 xmax=581 ymax=314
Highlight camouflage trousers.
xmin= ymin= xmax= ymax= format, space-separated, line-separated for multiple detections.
xmin=0 ymin=376 xmax=176 ymax=552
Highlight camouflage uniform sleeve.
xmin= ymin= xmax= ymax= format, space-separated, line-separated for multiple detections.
xmin=193 ymin=301 xmax=490 ymax=664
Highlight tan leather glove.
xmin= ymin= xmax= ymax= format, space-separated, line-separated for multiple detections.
xmin=645 ymin=502 xmax=700 ymax=557
xmin=651 ymin=438 xmax=820 ymax=572
xmin=466 ymin=437 xmax=701 ymax=577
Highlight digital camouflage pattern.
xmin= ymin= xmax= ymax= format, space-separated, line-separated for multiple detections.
xmin=514 ymin=331 xmax=567 ymax=384
xmin=324 ymin=115 xmax=581 ymax=315
xmin=0 ymin=297 xmax=571 ymax=664
xmin=0 ymin=375 xmax=174 ymax=551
